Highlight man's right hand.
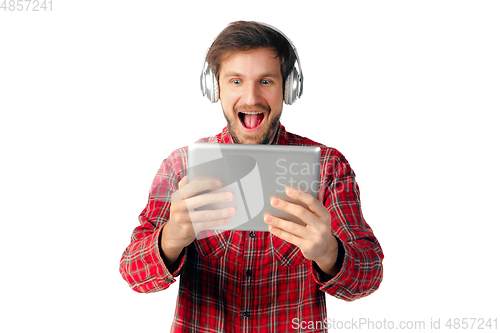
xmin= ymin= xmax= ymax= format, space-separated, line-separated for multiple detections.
xmin=160 ymin=175 xmax=235 ymax=266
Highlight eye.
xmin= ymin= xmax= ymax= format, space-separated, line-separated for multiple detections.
xmin=231 ymin=79 xmax=242 ymax=85
xmin=261 ymin=79 xmax=271 ymax=85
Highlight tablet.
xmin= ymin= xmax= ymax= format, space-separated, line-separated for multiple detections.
xmin=188 ymin=143 xmax=321 ymax=231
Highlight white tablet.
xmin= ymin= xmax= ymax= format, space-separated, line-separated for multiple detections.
xmin=188 ymin=143 xmax=321 ymax=231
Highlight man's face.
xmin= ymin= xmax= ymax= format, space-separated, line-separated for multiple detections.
xmin=218 ymin=47 xmax=283 ymax=145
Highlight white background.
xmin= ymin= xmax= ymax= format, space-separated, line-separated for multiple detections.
xmin=1 ymin=1 xmax=499 ymax=332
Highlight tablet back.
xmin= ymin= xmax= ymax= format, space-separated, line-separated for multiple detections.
xmin=188 ymin=143 xmax=321 ymax=231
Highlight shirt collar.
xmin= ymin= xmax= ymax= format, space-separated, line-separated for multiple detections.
xmin=218 ymin=123 xmax=289 ymax=145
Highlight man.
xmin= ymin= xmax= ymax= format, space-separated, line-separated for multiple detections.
xmin=120 ymin=21 xmax=383 ymax=332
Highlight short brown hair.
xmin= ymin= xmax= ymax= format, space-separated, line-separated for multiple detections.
xmin=205 ymin=21 xmax=297 ymax=89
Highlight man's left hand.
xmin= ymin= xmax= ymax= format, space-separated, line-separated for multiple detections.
xmin=264 ymin=187 xmax=341 ymax=278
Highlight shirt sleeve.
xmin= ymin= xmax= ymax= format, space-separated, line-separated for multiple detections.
xmin=311 ymin=152 xmax=384 ymax=301
xmin=119 ymin=151 xmax=187 ymax=293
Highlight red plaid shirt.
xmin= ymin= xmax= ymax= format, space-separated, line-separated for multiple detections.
xmin=120 ymin=124 xmax=384 ymax=332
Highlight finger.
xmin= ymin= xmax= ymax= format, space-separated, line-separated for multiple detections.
xmin=189 ymin=207 xmax=237 ymax=223
xmin=179 ymin=175 xmax=189 ymax=187
xmin=172 ymin=178 xmax=222 ymax=202
xmin=286 ymin=187 xmax=330 ymax=220
xmin=268 ymin=224 xmax=303 ymax=249
xmin=270 ymin=197 xmax=320 ymax=227
xmin=264 ymin=214 xmax=308 ymax=238
xmin=179 ymin=180 xmax=186 ymax=201
xmin=182 ymin=178 xmax=223 ymax=199
xmin=193 ymin=218 xmax=232 ymax=235
xmin=185 ymin=191 xmax=233 ymax=210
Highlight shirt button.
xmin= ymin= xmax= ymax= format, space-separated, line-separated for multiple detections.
xmin=243 ymin=311 xmax=250 ymax=318
xmin=246 ymin=269 xmax=252 ymax=277
xmin=249 ymin=231 xmax=256 ymax=238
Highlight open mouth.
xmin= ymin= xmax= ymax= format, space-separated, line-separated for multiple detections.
xmin=238 ymin=112 xmax=265 ymax=129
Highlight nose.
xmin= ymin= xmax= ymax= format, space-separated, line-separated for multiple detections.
xmin=242 ymin=82 xmax=262 ymax=106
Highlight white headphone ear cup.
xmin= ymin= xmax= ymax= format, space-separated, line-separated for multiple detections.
xmin=212 ymin=74 xmax=219 ymax=103
xmin=284 ymin=74 xmax=290 ymax=105
xmin=284 ymin=68 xmax=297 ymax=105
xmin=284 ymin=73 xmax=292 ymax=105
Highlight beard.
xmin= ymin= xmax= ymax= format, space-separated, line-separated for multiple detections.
xmin=223 ymin=104 xmax=282 ymax=145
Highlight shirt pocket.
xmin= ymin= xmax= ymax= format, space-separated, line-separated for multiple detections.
xmin=271 ymin=234 xmax=307 ymax=267
xmin=192 ymin=230 xmax=231 ymax=259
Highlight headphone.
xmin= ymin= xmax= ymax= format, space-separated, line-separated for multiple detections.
xmin=200 ymin=22 xmax=303 ymax=105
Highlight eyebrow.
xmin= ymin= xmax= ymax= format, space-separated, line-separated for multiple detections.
xmin=222 ymin=71 xmax=281 ymax=79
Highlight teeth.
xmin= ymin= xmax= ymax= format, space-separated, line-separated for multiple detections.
xmin=240 ymin=111 xmax=263 ymax=114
